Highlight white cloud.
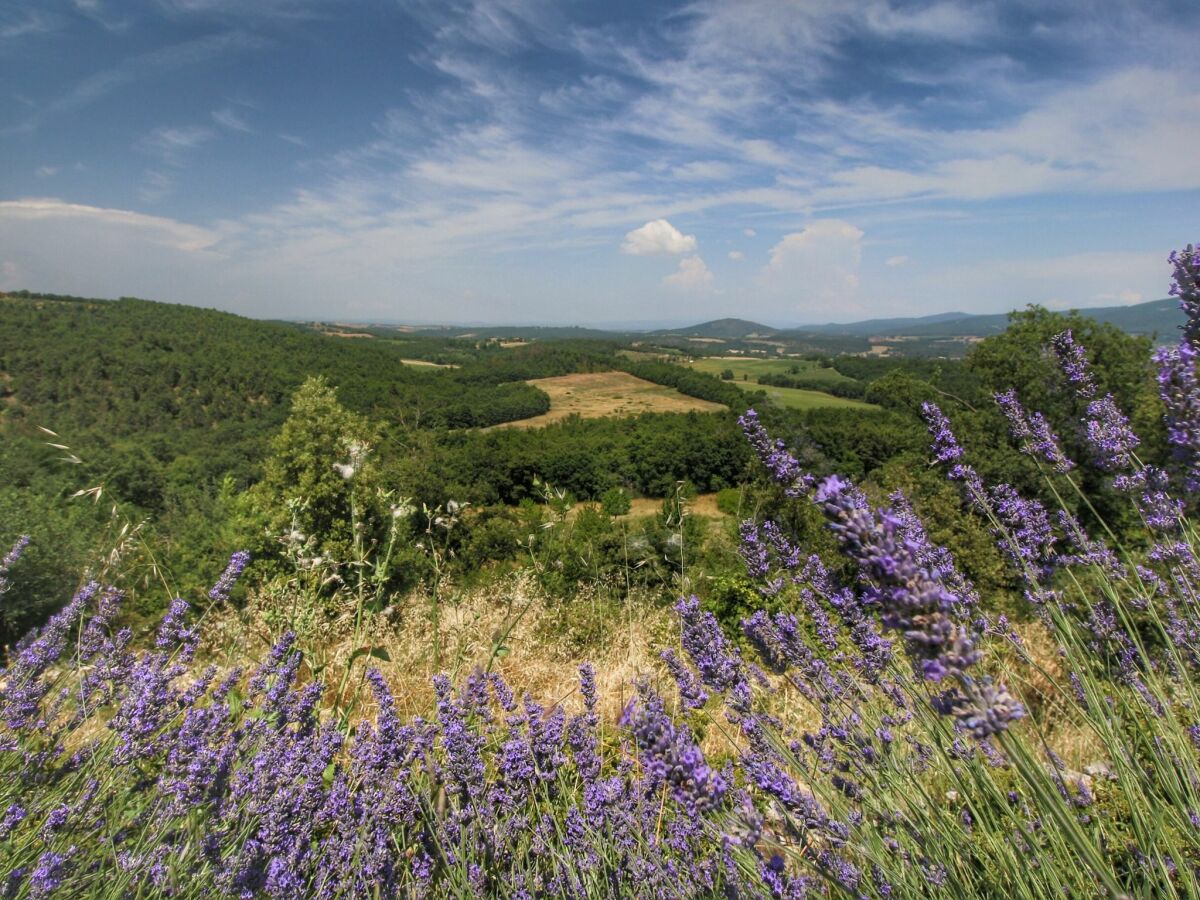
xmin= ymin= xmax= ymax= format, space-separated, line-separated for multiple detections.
xmin=35 ymin=166 xmax=59 ymax=178
xmin=885 ymin=254 xmax=909 ymax=267
xmin=0 ymin=199 xmax=226 ymax=305
xmin=0 ymin=198 xmax=220 ymax=253
xmin=621 ymin=219 xmax=698 ymax=256
xmin=0 ymin=10 xmax=61 ymax=40
xmin=212 ymin=107 xmax=251 ymax=132
xmin=138 ymin=125 xmax=214 ymax=165
xmin=743 ymin=228 xmax=756 ymax=237
xmin=72 ymin=0 xmax=130 ymax=33
xmin=761 ymin=219 xmax=864 ymax=311
xmin=862 ymin=1 xmax=989 ymax=41
xmin=728 ymin=250 xmax=745 ymax=261
xmin=663 ymin=255 xmax=713 ymax=290
xmin=669 ymin=160 xmax=734 ymax=181
xmin=4 ymin=32 xmax=265 ymax=137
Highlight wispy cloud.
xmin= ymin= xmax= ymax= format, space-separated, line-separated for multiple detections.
xmin=3 ymin=31 xmax=264 ymax=135
xmin=0 ymin=10 xmax=62 ymax=40
xmin=212 ymin=106 xmax=251 ymax=132
xmin=71 ymin=0 xmax=131 ymax=33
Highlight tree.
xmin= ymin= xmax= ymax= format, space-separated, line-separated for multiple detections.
xmin=600 ymin=486 xmax=632 ymax=517
xmin=238 ymin=376 xmax=382 ymax=568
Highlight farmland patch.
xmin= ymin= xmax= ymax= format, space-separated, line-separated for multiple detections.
xmin=489 ymin=371 xmax=725 ymax=429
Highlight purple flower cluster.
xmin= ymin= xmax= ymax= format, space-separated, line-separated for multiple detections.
xmin=0 ymin=535 xmax=30 ymax=596
xmin=0 ymin=556 xmax=802 ymax=898
xmin=995 ymin=390 xmax=1074 ymax=473
xmin=1156 ymin=245 xmax=1200 ymax=489
xmin=738 ymin=408 xmax=815 ymax=497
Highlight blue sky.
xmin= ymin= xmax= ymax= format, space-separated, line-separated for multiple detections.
xmin=1 ymin=0 xmax=1197 ymax=325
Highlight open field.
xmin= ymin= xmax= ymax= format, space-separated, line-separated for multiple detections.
xmin=490 ymin=371 xmax=726 ymax=429
xmin=685 ymin=355 xmax=855 ymax=383
xmin=399 ymin=358 xmax=458 ymax=368
xmin=738 ymin=381 xmax=878 ymax=411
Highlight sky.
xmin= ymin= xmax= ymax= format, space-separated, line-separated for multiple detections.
xmin=1 ymin=0 xmax=1198 ymax=327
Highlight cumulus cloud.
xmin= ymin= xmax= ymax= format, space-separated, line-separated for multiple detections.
xmin=728 ymin=250 xmax=745 ymax=261
xmin=663 ymin=255 xmax=713 ymax=290
xmin=743 ymin=228 xmax=756 ymax=237
xmin=885 ymin=254 xmax=909 ymax=267
xmin=621 ymin=219 xmax=697 ymax=255
xmin=761 ymin=219 xmax=864 ymax=310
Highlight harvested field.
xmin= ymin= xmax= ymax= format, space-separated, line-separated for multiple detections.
xmin=399 ymin=358 xmax=458 ymax=368
xmin=490 ymin=371 xmax=725 ymax=429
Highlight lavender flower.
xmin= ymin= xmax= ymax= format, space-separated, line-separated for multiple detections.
xmin=1051 ymin=330 xmax=1097 ymax=399
xmin=661 ymin=648 xmax=710 ymax=710
xmin=1084 ymin=395 xmax=1140 ymax=471
xmin=816 ymin=475 xmax=980 ymax=683
xmin=676 ymin=595 xmax=752 ymax=709
xmin=620 ymin=684 xmax=728 ymax=817
xmin=933 ymin=679 xmax=1024 ymax=739
xmin=738 ymin=409 xmax=815 ymax=497
xmin=209 ymin=550 xmax=250 ymax=603
xmin=0 ymin=535 xmax=30 ymax=596
xmin=1155 ymin=340 xmax=1200 ymax=490
xmin=994 ymin=390 xmax=1074 ymax=472
xmin=920 ymin=402 xmax=964 ymax=463
xmin=1170 ymin=243 xmax=1200 ymax=345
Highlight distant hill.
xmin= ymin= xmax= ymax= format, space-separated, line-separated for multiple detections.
xmin=653 ymin=317 xmax=777 ymax=339
xmin=790 ymin=298 xmax=1180 ymax=341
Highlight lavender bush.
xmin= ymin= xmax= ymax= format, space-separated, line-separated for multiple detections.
xmin=3 ymin=245 xmax=1200 ymax=896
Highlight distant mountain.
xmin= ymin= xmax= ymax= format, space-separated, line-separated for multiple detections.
xmin=654 ymin=317 xmax=777 ymax=339
xmin=793 ymin=311 xmax=974 ymax=337
xmin=779 ymin=298 xmax=1181 ymax=342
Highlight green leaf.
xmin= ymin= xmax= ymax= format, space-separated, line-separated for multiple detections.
xmin=349 ymin=645 xmax=392 ymax=664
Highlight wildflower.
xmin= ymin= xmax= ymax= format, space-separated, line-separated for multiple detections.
xmin=620 ymin=684 xmax=728 ymax=817
xmin=0 ymin=803 xmax=26 ymax=839
xmin=1050 ymin=330 xmax=1097 ymax=399
xmin=0 ymin=535 xmax=30 ymax=595
xmin=30 ymin=848 xmax=74 ymax=898
xmin=1084 ymin=395 xmax=1140 ymax=471
xmin=676 ymin=595 xmax=752 ymax=709
xmin=816 ymin=475 xmax=979 ymax=683
xmin=933 ymin=678 xmax=1024 ymax=739
xmin=994 ymin=390 xmax=1074 ymax=472
xmin=738 ymin=408 xmax=815 ymax=497
xmin=661 ymin=648 xmax=709 ymax=710
xmin=1170 ymin=243 xmax=1200 ymax=345
xmin=920 ymin=402 xmax=964 ymax=462
xmin=208 ymin=550 xmax=250 ymax=602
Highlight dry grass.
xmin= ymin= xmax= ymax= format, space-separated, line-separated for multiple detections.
xmin=489 ymin=371 xmax=726 ymax=429
xmin=202 ymin=573 xmax=679 ymax=727
xmin=399 ymin=358 xmax=458 ymax=368
xmin=617 ymin=493 xmax=725 ymax=520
